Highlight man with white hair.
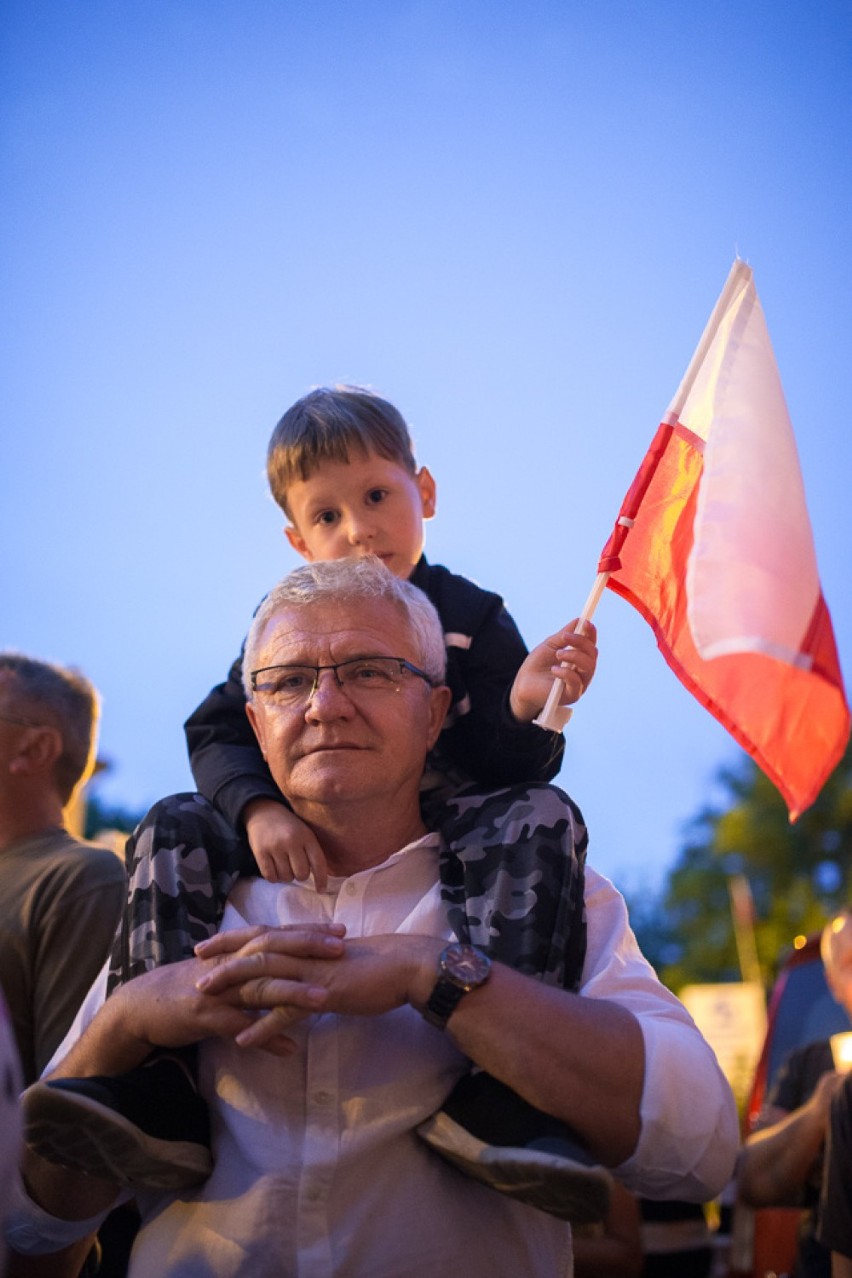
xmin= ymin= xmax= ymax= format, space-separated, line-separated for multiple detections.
xmin=738 ymin=910 xmax=852 ymax=1278
xmin=8 ymin=560 xmax=737 ymax=1278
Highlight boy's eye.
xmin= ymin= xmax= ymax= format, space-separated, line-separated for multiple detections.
xmin=316 ymin=509 xmax=339 ymax=527
xmin=366 ymin=488 xmax=387 ymax=506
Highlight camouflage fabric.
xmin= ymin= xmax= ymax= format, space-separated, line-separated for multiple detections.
xmin=107 ymin=783 xmax=587 ymax=996
xmin=106 ymin=793 xmax=256 ymax=993
xmin=431 ymin=782 xmax=587 ymax=992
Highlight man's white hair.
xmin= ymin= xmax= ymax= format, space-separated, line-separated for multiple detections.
xmin=243 ymin=557 xmax=447 ymax=697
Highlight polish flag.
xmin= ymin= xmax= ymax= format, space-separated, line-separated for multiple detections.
xmin=598 ymin=259 xmax=849 ymax=819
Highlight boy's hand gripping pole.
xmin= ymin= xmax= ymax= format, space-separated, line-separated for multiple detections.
xmin=532 ymin=572 xmax=610 ymax=732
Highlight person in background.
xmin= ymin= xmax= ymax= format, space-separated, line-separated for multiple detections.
xmin=0 ymin=987 xmax=23 ymax=1276
xmin=573 ymin=1181 xmax=643 ymax=1277
xmin=572 ymin=1190 xmax=717 ymax=1277
xmin=0 ymin=653 xmax=130 ymax=1278
xmin=638 ymin=1198 xmax=714 ymax=1276
xmin=737 ymin=910 xmax=852 ymax=1278
xmin=816 ymin=1071 xmax=852 ymax=1275
xmin=0 ymin=654 xmax=125 ymax=1086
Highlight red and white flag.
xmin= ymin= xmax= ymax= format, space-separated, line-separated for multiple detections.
xmin=598 ymin=259 xmax=849 ymax=819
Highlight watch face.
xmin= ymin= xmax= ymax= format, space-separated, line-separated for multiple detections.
xmin=443 ymin=942 xmax=491 ymax=988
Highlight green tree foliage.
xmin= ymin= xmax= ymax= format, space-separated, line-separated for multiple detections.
xmin=635 ymin=739 xmax=852 ymax=994
xmin=83 ymin=793 xmax=145 ymax=842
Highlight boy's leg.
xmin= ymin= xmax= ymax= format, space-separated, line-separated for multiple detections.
xmin=107 ymin=791 xmax=255 ymax=991
xmin=23 ymin=793 xmax=253 ymax=1189
xmin=23 ymin=1055 xmax=213 ymax=1189
xmin=421 ymin=781 xmax=612 ymax=1224
xmin=417 ymin=1073 xmax=613 ymax=1225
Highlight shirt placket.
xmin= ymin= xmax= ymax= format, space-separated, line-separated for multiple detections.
xmin=294 ymin=871 xmax=369 ymax=1276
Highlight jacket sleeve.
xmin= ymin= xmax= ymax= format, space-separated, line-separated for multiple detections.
xmin=439 ymin=595 xmax=565 ymax=788
xmin=184 ymin=651 xmax=287 ymax=830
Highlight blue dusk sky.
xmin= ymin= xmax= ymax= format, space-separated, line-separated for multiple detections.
xmin=2 ymin=0 xmax=851 ymax=896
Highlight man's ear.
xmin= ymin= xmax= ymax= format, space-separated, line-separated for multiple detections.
xmin=426 ymin=684 xmax=453 ymax=750
xmin=8 ymin=725 xmax=63 ymax=778
xmin=416 ymin=466 xmax=437 ymax=520
xmin=244 ymin=701 xmax=268 ymax=759
xmin=285 ymin=523 xmax=314 ymax=561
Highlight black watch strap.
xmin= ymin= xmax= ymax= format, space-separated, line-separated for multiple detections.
xmin=423 ymin=979 xmax=468 ymax=1030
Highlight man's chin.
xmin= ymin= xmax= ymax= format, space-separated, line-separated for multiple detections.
xmin=286 ymin=753 xmax=370 ymax=794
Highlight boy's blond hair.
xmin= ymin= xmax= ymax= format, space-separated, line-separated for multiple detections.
xmin=267 ymin=385 xmax=417 ymax=517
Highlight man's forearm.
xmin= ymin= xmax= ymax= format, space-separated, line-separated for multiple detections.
xmin=46 ymin=958 xmax=260 ymax=1083
xmin=406 ymin=955 xmax=645 ymax=1167
xmin=739 ymin=1103 xmax=826 ymax=1207
xmin=44 ymin=985 xmax=152 ymax=1082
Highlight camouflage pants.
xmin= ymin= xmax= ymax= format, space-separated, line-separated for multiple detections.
xmin=107 ymin=783 xmax=588 ymax=997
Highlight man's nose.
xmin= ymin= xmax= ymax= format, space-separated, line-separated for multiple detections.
xmin=304 ymin=669 xmax=356 ymax=718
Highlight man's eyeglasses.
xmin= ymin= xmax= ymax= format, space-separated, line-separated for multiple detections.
xmin=250 ymin=657 xmax=435 ymax=706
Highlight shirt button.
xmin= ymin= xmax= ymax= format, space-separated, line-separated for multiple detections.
xmin=313 ymin=1090 xmax=332 ymax=1105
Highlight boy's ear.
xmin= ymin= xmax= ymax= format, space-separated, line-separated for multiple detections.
xmin=285 ymin=523 xmax=313 ymax=561
xmin=416 ymin=466 xmax=437 ymax=520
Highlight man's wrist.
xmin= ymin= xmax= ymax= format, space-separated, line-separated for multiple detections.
xmin=406 ymin=939 xmax=452 ymax=1014
xmin=419 ymin=943 xmax=492 ymax=1030
xmin=49 ymin=984 xmax=153 ymax=1081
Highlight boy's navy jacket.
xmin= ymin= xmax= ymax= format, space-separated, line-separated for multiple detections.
xmin=185 ymin=556 xmax=565 ymax=831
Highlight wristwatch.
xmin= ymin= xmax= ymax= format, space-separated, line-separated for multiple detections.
xmin=423 ymin=942 xmax=492 ymax=1030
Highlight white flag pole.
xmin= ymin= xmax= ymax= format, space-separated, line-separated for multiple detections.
xmin=533 ymin=571 xmax=610 ymax=731
xmin=534 ymin=258 xmax=751 ymax=735
xmin=667 ymin=257 xmax=751 ymax=421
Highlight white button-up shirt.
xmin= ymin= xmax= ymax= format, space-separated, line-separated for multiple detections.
xmin=8 ymin=833 xmax=738 ymax=1277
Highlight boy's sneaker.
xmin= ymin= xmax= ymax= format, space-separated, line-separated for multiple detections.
xmin=417 ymin=1071 xmax=613 ymax=1224
xmin=22 ymin=1054 xmax=212 ymax=1190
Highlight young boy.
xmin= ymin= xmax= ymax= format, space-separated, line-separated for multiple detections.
xmin=24 ymin=387 xmax=608 ymax=1224
xmin=186 ymin=385 xmax=596 ymax=891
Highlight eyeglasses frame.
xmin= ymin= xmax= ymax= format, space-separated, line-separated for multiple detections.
xmin=249 ymin=656 xmax=436 ymax=705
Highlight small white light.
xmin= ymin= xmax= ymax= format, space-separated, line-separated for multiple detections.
xmin=830 ymin=1032 xmax=852 ymax=1073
